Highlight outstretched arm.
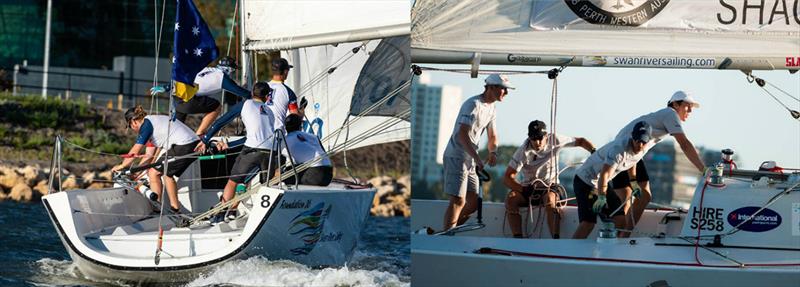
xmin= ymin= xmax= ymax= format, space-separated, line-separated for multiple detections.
xmin=674 ymin=133 xmax=705 ymax=172
xmin=221 ymin=75 xmax=251 ymax=99
xmin=574 ymin=137 xmax=596 ymax=153
xmin=202 ymin=100 xmax=244 ymax=144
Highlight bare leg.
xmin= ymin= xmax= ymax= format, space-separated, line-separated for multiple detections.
xmin=443 ymin=195 xmax=465 ymax=230
xmin=195 ymin=106 xmax=221 ymax=136
xmin=163 ymin=176 xmax=180 ymax=210
xmin=631 ymin=181 xmax=652 ymax=226
xmin=573 ymin=222 xmax=596 ymax=239
xmin=505 ymin=191 xmax=525 ymax=237
xmin=148 ymin=168 xmax=163 ymax=201
xmin=544 ymin=192 xmax=561 ymax=239
xmin=614 ymin=187 xmax=633 ymax=238
xmin=457 ymin=191 xmax=478 ymax=225
xmin=221 ymin=180 xmax=237 ymax=202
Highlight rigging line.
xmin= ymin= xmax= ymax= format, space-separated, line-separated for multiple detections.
xmin=296 ymin=45 xmax=365 ymax=97
xmin=150 ymin=0 xmax=168 ymax=114
xmin=765 ymin=81 xmax=800 ymax=103
xmin=759 ymin=86 xmax=798 ymax=116
xmin=226 ymin=0 xmax=239 ymax=56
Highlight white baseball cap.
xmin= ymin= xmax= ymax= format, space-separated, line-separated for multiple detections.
xmin=484 ymin=74 xmax=515 ymax=89
xmin=668 ymin=91 xmax=700 ymax=108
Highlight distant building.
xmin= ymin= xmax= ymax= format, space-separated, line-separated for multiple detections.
xmin=411 ymin=74 xmax=462 ymax=184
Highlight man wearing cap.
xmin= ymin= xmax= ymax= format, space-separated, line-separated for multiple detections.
xmin=503 ymin=120 xmax=596 ymax=239
xmin=150 ymin=56 xmax=251 ymax=137
xmin=441 ymin=74 xmax=513 ymax=231
xmin=572 ymin=121 xmax=652 ymax=239
xmin=268 ymin=57 xmax=300 ymax=132
xmin=611 ymin=91 xmax=705 ymax=237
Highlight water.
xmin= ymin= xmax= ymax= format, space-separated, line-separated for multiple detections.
xmin=0 ymin=201 xmax=409 ymax=286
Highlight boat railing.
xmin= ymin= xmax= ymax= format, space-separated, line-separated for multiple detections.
xmin=47 ymin=135 xmax=64 ymax=194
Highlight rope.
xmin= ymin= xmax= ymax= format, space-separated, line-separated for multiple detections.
xmin=150 ymin=0 xmax=168 ymax=114
xmin=226 ymin=0 xmax=238 ymax=56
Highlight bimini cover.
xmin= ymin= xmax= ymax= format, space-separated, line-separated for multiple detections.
xmin=412 ymin=0 xmax=800 ymax=70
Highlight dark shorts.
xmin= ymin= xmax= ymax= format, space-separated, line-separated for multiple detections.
xmin=229 ymin=147 xmax=280 ymax=184
xmin=517 ymin=183 xmax=561 ymax=207
xmin=283 ymin=165 xmax=333 ymax=186
xmin=174 ymin=95 xmax=221 ymax=122
xmin=154 ymin=140 xmax=200 ymax=177
xmin=611 ymin=159 xmax=650 ymax=189
xmin=573 ymin=175 xmax=623 ymax=224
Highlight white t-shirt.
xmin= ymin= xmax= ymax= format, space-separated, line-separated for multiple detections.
xmin=241 ymin=99 xmax=275 ymax=149
xmin=443 ymin=95 xmax=497 ymax=163
xmin=267 ymin=80 xmax=298 ymax=132
xmin=194 ymin=67 xmax=225 ymax=96
xmin=143 ymin=115 xmax=199 ymax=148
xmin=508 ymin=134 xmax=575 ymax=185
xmin=614 ymin=107 xmax=683 ymax=153
xmin=282 ymin=131 xmax=331 ymax=167
xmin=576 ymin=139 xmax=645 ymax=188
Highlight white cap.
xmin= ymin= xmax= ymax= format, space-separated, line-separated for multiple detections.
xmin=484 ymin=74 xmax=515 ymax=89
xmin=668 ymin=90 xmax=700 ymax=108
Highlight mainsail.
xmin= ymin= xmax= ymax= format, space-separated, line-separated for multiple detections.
xmin=412 ymin=0 xmax=800 ymax=70
xmin=242 ymin=0 xmax=411 ymax=150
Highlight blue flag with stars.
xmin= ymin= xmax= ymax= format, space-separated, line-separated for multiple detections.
xmin=172 ymin=0 xmax=218 ymax=101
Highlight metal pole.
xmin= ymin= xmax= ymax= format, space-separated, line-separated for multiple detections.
xmin=42 ymin=0 xmax=52 ymax=99
xmin=12 ymin=64 xmax=18 ymax=97
xmin=238 ymin=0 xmax=250 ymax=86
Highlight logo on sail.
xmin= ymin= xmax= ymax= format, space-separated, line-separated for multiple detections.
xmin=564 ymin=0 xmax=669 ymax=27
xmin=727 ymin=206 xmax=782 ymax=232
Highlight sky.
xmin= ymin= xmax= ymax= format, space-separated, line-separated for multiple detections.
xmin=422 ymin=65 xmax=800 ymax=170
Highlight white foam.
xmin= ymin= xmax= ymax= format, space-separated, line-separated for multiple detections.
xmin=185 ymin=257 xmax=409 ymax=287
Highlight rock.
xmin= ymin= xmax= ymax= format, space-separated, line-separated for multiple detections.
xmin=62 ymin=175 xmax=80 ymax=190
xmin=0 ymin=186 xmax=6 ymax=201
xmin=87 ymin=182 xmax=108 ymax=189
xmin=0 ymin=165 xmax=22 ymax=189
xmin=33 ymin=179 xmax=49 ymax=196
xmin=17 ymin=165 xmax=44 ymax=186
xmin=9 ymin=183 xmax=33 ymax=202
xmin=98 ymin=170 xmax=113 ymax=181
xmin=81 ymin=172 xmax=97 ymax=188
xmin=397 ymin=175 xmax=410 ymax=193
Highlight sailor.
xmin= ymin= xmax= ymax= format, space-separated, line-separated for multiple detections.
xmin=611 ymin=91 xmax=705 ymax=237
xmin=282 ymin=113 xmax=333 ymax=186
xmin=267 ymin=57 xmax=300 ymax=132
xmin=213 ymin=82 xmax=279 ymax=218
xmin=571 ymin=121 xmax=652 ymax=239
xmin=150 ymin=56 xmax=251 ymax=137
xmin=503 ymin=120 xmax=596 ymax=239
xmin=441 ymin=73 xmax=513 ymax=231
xmin=112 ymin=105 xmax=201 ymax=223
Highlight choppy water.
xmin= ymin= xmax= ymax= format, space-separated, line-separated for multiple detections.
xmin=0 ymin=201 xmax=409 ymax=286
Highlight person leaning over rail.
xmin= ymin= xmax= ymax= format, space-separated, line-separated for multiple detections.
xmin=209 ymin=82 xmax=279 ymax=222
xmin=441 ymin=73 xmax=513 ymax=231
xmin=503 ymin=120 xmax=596 ymax=239
xmin=610 ymin=91 xmax=705 ymax=237
xmin=281 ymin=114 xmax=333 ymax=186
xmin=572 ymin=121 xmax=652 ymax=239
xmin=111 ymin=105 xmax=201 ymax=225
xmin=150 ymin=56 xmax=251 ymax=137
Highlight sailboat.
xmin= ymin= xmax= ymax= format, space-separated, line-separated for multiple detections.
xmin=410 ymin=1 xmax=800 ymax=286
xmin=41 ymin=0 xmax=410 ymax=283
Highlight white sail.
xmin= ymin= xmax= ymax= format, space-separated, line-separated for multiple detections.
xmin=412 ymin=0 xmax=800 ymax=70
xmin=286 ymin=37 xmax=411 ymax=150
xmin=243 ymin=0 xmax=410 ymax=51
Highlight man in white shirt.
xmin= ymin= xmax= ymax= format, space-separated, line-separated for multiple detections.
xmin=267 ymin=57 xmax=299 ymax=132
xmin=441 ymin=74 xmax=513 ymax=231
xmin=503 ymin=120 xmax=596 ymax=239
xmin=282 ymin=114 xmax=333 ymax=186
xmin=572 ymin=121 xmax=652 ymax=239
xmin=611 ymin=91 xmax=705 ymax=237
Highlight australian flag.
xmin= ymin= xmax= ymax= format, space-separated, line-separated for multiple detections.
xmin=172 ymin=0 xmax=218 ymax=101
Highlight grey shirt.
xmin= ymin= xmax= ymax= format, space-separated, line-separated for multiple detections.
xmin=443 ymin=95 xmax=497 ymax=164
xmin=508 ymin=134 xmax=575 ymax=185
xmin=614 ymin=107 xmax=683 ymax=153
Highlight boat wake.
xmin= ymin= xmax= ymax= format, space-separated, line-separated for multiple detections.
xmin=185 ymin=256 xmax=409 ymax=287
xmin=29 ymin=258 xmax=132 ymax=287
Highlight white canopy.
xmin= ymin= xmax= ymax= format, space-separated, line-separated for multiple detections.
xmin=412 ymin=0 xmax=800 ymax=70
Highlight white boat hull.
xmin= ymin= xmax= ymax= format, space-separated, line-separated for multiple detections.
xmin=43 ymin=183 xmax=374 ymax=283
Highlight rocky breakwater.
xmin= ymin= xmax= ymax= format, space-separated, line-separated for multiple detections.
xmin=0 ymin=163 xmax=113 ymax=202
xmin=368 ymin=175 xmax=410 ymax=217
